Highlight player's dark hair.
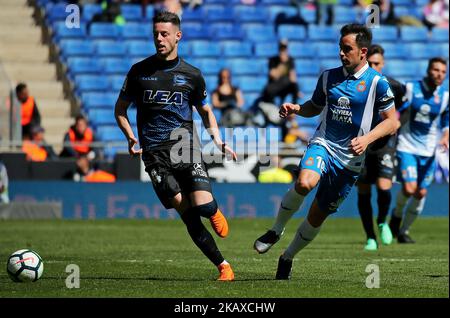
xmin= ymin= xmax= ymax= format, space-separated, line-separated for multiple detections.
xmin=368 ymin=44 xmax=384 ymax=58
xmin=340 ymin=24 xmax=372 ymax=49
xmin=75 ymin=114 xmax=87 ymax=123
xmin=15 ymin=82 xmax=27 ymax=95
xmin=153 ymin=11 xmax=180 ymax=29
xmin=427 ymin=57 xmax=447 ymax=70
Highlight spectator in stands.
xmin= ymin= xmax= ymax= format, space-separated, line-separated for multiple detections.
xmin=423 ymin=0 xmax=449 ymax=30
xmin=60 ymin=115 xmax=97 ymax=160
xmin=211 ymin=68 xmax=246 ymax=127
xmin=262 ymin=40 xmax=300 ymax=105
xmin=316 ymin=0 xmax=337 ymax=25
xmin=73 ymin=156 xmax=116 ymax=182
xmin=22 ymin=126 xmax=57 ymax=162
xmin=274 ymin=0 xmax=308 ymax=32
xmin=0 ymin=161 xmax=9 ymax=204
xmin=372 ymin=0 xmax=398 ymax=25
xmin=258 ymin=155 xmax=293 ymax=183
xmin=16 ymin=83 xmax=41 ymax=140
xmin=180 ymin=0 xmax=202 ymax=10
xmin=282 ymin=113 xmax=310 ymax=146
xmin=88 ymin=0 xmax=126 ymax=31
xmin=354 ymin=0 xmax=373 ymax=23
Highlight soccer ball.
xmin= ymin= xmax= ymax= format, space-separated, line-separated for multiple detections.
xmin=7 ymin=249 xmax=44 ymax=282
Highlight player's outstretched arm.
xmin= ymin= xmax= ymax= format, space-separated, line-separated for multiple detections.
xmin=195 ymin=104 xmax=237 ymax=161
xmin=114 ymin=98 xmax=142 ymax=156
xmin=351 ymin=107 xmax=398 ymax=155
xmin=279 ymin=100 xmax=323 ymax=118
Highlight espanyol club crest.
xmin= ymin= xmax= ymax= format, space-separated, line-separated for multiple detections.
xmin=357 ymin=80 xmax=366 ymax=92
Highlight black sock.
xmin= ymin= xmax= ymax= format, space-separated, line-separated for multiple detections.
xmin=358 ymin=192 xmax=376 ymax=240
xmin=376 ymin=188 xmax=391 ymax=225
xmin=181 ymin=208 xmax=224 ymax=266
xmin=195 ymin=200 xmax=218 ymax=219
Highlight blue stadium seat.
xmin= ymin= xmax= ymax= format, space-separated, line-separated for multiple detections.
xmin=440 ymin=43 xmax=449 ymax=59
xmin=393 ymin=6 xmax=411 ymax=17
xmin=88 ymin=109 xmax=116 ymax=126
xmin=120 ymin=4 xmax=143 ymax=21
xmin=334 ymin=6 xmax=357 ymax=24
xmin=95 ymin=41 xmax=127 ymax=57
xmin=242 ymin=92 xmax=260 ymax=110
xmin=109 ymin=76 xmax=126 ymax=91
xmin=45 ymin=3 xmax=69 ymax=24
xmin=144 ymin=5 xmax=155 ymax=20
xmin=126 ymin=40 xmax=156 ymax=57
xmin=96 ymin=125 xmax=124 ymax=142
xmin=82 ymin=92 xmax=117 ymax=110
xmin=299 ymin=77 xmax=317 ymax=94
xmin=121 ymin=23 xmax=151 ymax=40
xmin=205 ymin=7 xmax=234 ymax=22
xmin=197 ymin=59 xmax=224 ymax=76
xmin=393 ymin=0 xmax=412 ymax=5
xmin=67 ymin=58 xmax=102 ymax=78
xmin=52 ymin=22 xmax=87 ymax=42
xmin=221 ymin=41 xmax=252 ymax=57
xmin=295 ymin=60 xmax=320 ymax=76
xmin=430 ymin=28 xmax=449 ymax=42
xmin=89 ymin=23 xmax=121 ymax=39
xmin=288 ymin=42 xmax=315 ymax=58
xmin=400 ymin=26 xmax=429 ymax=42
xmin=300 ymin=6 xmax=317 ymax=24
xmin=178 ymin=43 xmax=190 ymax=56
xmin=59 ymin=40 xmax=95 ymax=60
xmin=75 ymin=75 xmax=110 ymax=95
xmin=308 ymin=25 xmax=339 ymax=41
xmin=261 ymin=0 xmax=290 ymax=5
xmin=278 ymin=25 xmax=306 ymax=41
xmin=382 ymin=43 xmax=408 ymax=59
xmin=208 ymin=23 xmax=244 ymax=40
xmin=319 ymin=59 xmax=341 ymax=72
xmin=371 ymin=26 xmax=398 ymax=42
xmin=191 ymin=41 xmax=221 ymax=57
xmin=233 ymin=5 xmax=268 ymax=23
xmin=416 ymin=59 xmax=429 ymax=75
xmin=267 ymin=6 xmax=298 ymax=22
xmin=237 ymin=76 xmax=267 ymax=93
xmin=181 ymin=7 xmax=205 ymax=21
xmin=254 ymin=42 xmax=278 ymax=58
xmin=81 ymin=3 xmax=103 ymax=22
xmin=385 ymin=60 xmax=417 ymax=77
xmin=297 ymin=116 xmax=320 ymax=128
xmin=181 ymin=23 xmax=210 ymax=40
xmin=407 ymin=43 xmax=442 ymax=59
xmin=101 ymin=58 xmax=133 ymax=75
xmin=245 ymin=25 xmax=277 ymax=43
xmin=227 ymin=59 xmax=266 ymax=76
xmin=314 ymin=42 xmax=339 ymax=59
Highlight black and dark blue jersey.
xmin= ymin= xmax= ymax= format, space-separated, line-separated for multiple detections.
xmin=119 ymin=55 xmax=207 ymax=151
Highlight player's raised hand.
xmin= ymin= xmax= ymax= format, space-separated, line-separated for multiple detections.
xmin=222 ymin=143 xmax=237 ymax=161
xmin=128 ymin=136 xmax=142 ymax=156
xmin=279 ymin=103 xmax=300 ymax=118
xmin=350 ymin=136 xmax=369 ymax=155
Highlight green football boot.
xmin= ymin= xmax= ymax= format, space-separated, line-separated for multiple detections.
xmin=378 ymin=223 xmax=393 ymax=245
xmin=364 ymin=238 xmax=378 ymax=251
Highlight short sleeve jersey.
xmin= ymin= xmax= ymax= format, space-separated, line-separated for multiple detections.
xmin=119 ymin=55 xmax=207 ymax=151
xmin=397 ymin=79 xmax=449 ymax=157
xmin=310 ymin=63 xmax=395 ymax=172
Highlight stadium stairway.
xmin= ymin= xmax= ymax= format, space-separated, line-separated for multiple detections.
xmin=0 ymin=0 xmax=71 ymax=151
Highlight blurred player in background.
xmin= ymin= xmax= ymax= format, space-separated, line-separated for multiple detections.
xmin=254 ymin=24 xmax=398 ymax=280
xmin=356 ymin=44 xmax=404 ymax=251
xmin=115 ymin=11 xmax=237 ymax=281
xmin=389 ymin=57 xmax=449 ymax=244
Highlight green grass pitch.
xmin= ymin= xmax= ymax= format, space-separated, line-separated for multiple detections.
xmin=0 ymin=218 xmax=447 ymax=298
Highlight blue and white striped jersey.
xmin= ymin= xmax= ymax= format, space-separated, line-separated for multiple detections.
xmin=397 ymin=79 xmax=449 ymax=157
xmin=310 ymin=63 xmax=395 ymax=172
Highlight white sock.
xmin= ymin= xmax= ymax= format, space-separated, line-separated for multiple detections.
xmin=219 ymin=260 xmax=229 ymax=266
xmin=272 ymin=188 xmax=305 ymax=235
xmin=394 ymin=191 xmax=410 ymax=218
xmin=400 ymin=197 xmax=426 ymax=235
xmin=283 ymin=219 xmax=321 ymax=260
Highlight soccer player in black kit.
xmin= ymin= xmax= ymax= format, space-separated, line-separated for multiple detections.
xmin=357 ymin=44 xmax=404 ymax=251
xmin=114 ymin=11 xmax=237 ymax=281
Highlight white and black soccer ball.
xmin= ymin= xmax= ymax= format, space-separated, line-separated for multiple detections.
xmin=7 ymin=249 xmax=44 ymax=282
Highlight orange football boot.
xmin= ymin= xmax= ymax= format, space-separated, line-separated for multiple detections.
xmin=210 ymin=209 xmax=229 ymax=238
xmin=217 ymin=263 xmax=234 ymax=281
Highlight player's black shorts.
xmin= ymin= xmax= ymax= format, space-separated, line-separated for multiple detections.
xmin=359 ymin=142 xmax=396 ymax=184
xmin=142 ymin=147 xmax=212 ymax=209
